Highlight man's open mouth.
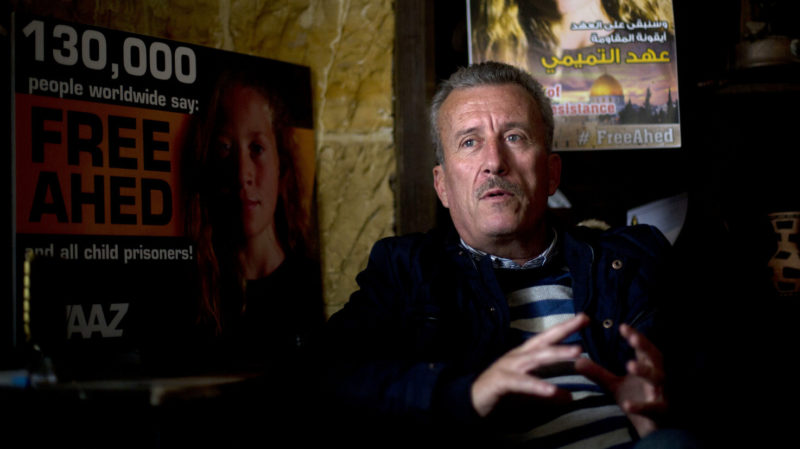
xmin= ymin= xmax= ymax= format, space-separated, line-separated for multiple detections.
xmin=482 ymin=189 xmax=511 ymax=199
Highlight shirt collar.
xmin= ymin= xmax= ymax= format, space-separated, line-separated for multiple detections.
xmin=459 ymin=229 xmax=559 ymax=270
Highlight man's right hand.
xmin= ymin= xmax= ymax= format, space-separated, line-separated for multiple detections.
xmin=470 ymin=313 xmax=590 ymax=417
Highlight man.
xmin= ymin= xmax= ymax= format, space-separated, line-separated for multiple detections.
xmin=321 ymin=61 xmax=690 ymax=448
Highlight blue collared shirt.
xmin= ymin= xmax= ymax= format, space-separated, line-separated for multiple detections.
xmin=459 ymin=230 xmax=559 ymax=270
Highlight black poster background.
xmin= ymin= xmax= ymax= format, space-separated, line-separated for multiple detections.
xmin=7 ymin=12 xmax=316 ymax=376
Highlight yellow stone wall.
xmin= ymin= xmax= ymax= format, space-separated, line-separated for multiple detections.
xmin=12 ymin=0 xmax=397 ymax=317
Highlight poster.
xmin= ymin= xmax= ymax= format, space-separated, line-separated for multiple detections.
xmin=10 ymin=12 xmax=317 ymax=375
xmin=469 ymin=0 xmax=680 ymax=151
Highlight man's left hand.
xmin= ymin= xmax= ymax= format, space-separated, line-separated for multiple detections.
xmin=574 ymin=323 xmax=667 ymax=437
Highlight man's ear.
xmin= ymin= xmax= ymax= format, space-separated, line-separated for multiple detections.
xmin=433 ymin=165 xmax=449 ymax=208
xmin=547 ymin=153 xmax=562 ymax=196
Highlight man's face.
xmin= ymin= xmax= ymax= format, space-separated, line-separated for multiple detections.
xmin=433 ymin=84 xmax=561 ymax=253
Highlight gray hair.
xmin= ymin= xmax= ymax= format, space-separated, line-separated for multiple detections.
xmin=429 ymin=61 xmax=554 ymax=164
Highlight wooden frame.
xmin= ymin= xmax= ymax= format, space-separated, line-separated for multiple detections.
xmin=393 ymin=0 xmax=437 ymax=235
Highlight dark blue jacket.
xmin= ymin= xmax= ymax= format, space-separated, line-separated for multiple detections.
xmin=321 ymin=224 xmax=671 ymax=442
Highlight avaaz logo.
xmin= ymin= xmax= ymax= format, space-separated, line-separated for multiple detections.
xmin=65 ymin=303 xmax=129 ymax=339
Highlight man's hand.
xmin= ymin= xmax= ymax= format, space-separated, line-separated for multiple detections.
xmin=574 ymin=323 xmax=667 ymax=437
xmin=471 ymin=313 xmax=590 ymax=417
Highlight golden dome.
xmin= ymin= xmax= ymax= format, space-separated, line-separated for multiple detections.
xmin=589 ymin=73 xmax=624 ymax=97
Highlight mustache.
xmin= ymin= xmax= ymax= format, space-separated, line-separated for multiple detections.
xmin=475 ymin=177 xmax=523 ymax=199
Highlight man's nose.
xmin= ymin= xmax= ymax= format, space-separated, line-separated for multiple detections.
xmin=482 ymin=137 xmax=509 ymax=175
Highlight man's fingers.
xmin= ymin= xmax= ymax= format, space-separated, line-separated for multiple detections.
xmin=507 ymin=371 xmax=560 ymax=397
xmin=510 ymin=344 xmax=582 ymax=372
xmin=574 ymin=356 xmax=618 ymax=390
xmin=622 ymin=398 xmax=669 ymax=416
xmin=472 ymin=367 xmax=567 ymax=417
xmin=620 ymin=324 xmax=664 ymax=382
xmin=620 ymin=324 xmax=662 ymax=364
xmin=521 ymin=313 xmax=590 ymax=349
xmin=626 ymin=359 xmax=661 ymax=384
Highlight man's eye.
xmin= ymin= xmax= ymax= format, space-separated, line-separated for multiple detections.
xmin=506 ymin=134 xmax=522 ymax=142
xmin=462 ymin=138 xmax=476 ymax=148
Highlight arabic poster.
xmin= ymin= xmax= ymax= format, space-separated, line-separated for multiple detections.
xmin=469 ymin=0 xmax=680 ymax=151
xmin=11 ymin=12 xmax=316 ymax=370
